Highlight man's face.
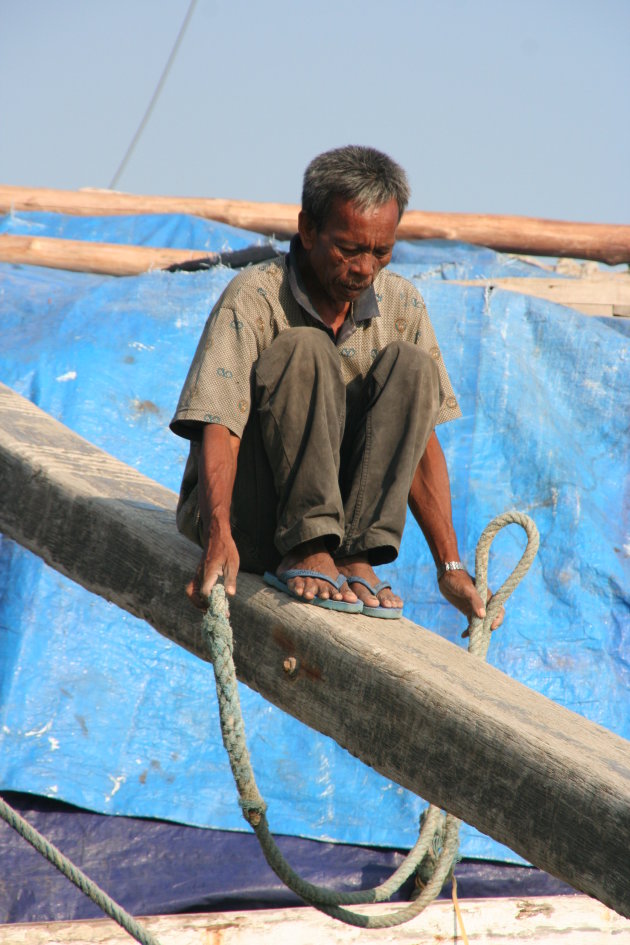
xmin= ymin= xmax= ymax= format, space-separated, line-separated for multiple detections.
xmin=298 ymin=195 xmax=399 ymax=305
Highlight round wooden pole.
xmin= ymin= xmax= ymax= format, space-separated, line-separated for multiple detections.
xmin=0 ymin=234 xmax=215 ymax=276
xmin=1 ymin=185 xmax=629 ymax=265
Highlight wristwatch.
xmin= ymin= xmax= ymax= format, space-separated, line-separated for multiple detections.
xmin=437 ymin=561 xmax=465 ymax=580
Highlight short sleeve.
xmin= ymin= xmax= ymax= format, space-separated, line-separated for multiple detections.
xmin=404 ymin=284 xmax=462 ymax=425
xmin=170 ymin=303 xmax=260 ymax=439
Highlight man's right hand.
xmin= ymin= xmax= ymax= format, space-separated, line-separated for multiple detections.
xmin=187 ymin=423 xmax=241 ymax=610
xmin=186 ymin=527 xmax=240 ymax=610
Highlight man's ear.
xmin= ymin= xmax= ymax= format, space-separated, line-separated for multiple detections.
xmin=298 ymin=210 xmax=317 ymax=250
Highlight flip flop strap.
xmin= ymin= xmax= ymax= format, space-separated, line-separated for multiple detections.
xmin=345 ymin=576 xmax=391 ymax=595
xmin=278 ymin=569 xmax=345 ymax=591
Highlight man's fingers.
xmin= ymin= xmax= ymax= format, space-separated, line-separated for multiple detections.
xmin=461 ymin=596 xmax=505 ymax=636
xmin=185 ymin=557 xmax=223 ymax=611
xmin=186 ymin=535 xmax=240 ymax=610
xmin=200 ymin=562 xmax=222 ymax=600
xmin=490 ymin=605 xmax=506 ymax=630
xmin=438 ymin=572 xmax=507 ymax=637
xmin=223 ymin=550 xmax=240 ymax=597
xmin=186 ymin=573 xmax=210 ymax=612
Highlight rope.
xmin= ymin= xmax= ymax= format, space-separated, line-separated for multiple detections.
xmin=466 ymin=510 xmax=539 ymax=660
xmin=0 ymin=794 xmax=161 ymax=945
xmin=0 ymin=510 xmax=538 ymax=935
xmin=203 ymin=510 xmax=539 ymax=928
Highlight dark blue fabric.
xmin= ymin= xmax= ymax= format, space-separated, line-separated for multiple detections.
xmin=0 ymin=794 xmax=576 ymax=923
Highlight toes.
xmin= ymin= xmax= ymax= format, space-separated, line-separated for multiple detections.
xmin=288 ymin=577 xmax=357 ymax=603
xmin=377 ymin=591 xmax=403 ymax=609
xmin=338 ymin=582 xmax=358 ymax=603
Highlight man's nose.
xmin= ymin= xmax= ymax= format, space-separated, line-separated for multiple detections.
xmin=350 ymin=253 xmax=375 ymax=278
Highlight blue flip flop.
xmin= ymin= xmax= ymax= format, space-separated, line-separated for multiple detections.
xmin=345 ymin=577 xmax=403 ymax=619
xmin=263 ymin=569 xmax=363 ymax=613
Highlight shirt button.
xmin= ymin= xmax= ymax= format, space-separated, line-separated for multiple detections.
xmin=430 ymin=346 xmax=441 ymax=360
xmin=446 ymin=396 xmax=458 ymax=409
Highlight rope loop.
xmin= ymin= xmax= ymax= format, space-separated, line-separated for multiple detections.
xmin=467 ymin=510 xmax=539 ymax=659
xmin=199 ymin=511 xmax=538 ymax=927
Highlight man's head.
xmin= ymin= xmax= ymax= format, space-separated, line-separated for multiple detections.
xmin=301 ymin=145 xmax=410 ymax=232
xmin=298 ymin=146 xmax=410 ymax=307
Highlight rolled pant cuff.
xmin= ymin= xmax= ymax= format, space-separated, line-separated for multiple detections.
xmin=336 ymin=530 xmax=401 ymax=566
xmin=275 ymin=521 xmax=345 ymax=558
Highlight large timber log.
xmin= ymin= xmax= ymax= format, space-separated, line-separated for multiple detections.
xmin=1 ymin=184 xmax=629 ymax=264
xmin=0 ymin=381 xmax=629 ymax=918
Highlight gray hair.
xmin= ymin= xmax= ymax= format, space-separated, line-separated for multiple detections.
xmin=301 ymin=145 xmax=410 ymax=230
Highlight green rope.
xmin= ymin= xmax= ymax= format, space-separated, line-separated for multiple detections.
xmin=203 ymin=510 xmax=539 ymax=929
xmin=0 ymin=794 xmax=161 ymax=945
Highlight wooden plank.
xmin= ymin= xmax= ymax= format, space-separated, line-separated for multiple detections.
xmin=1 ymin=382 xmax=629 ymax=918
xmin=1 ymin=184 xmax=630 ymax=264
xmin=451 ymin=276 xmax=630 ymax=317
xmin=0 ymin=234 xmax=216 ymax=276
xmin=0 ymin=897 xmax=628 ymax=944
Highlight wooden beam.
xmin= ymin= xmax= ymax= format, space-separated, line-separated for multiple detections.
xmin=451 ymin=276 xmax=630 ymax=317
xmin=0 ymin=897 xmax=628 ymax=944
xmin=1 ymin=382 xmax=629 ymax=918
xmin=0 ymin=234 xmax=216 ymax=276
xmin=397 ymin=210 xmax=630 ymax=266
xmin=1 ymin=184 xmax=630 ymax=265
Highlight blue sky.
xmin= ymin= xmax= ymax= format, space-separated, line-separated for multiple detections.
xmin=1 ymin=0 xmax=628 ymax=223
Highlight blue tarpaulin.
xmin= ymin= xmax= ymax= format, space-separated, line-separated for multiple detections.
xmin=1 ymin=211 xmax=628 ymax=868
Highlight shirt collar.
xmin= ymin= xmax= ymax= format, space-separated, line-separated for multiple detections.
xmin=287 ymin=235 xmax=381 ymax=326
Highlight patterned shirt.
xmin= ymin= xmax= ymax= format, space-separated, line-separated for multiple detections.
xmin=171 ymin=238 xmax=461 ymax=442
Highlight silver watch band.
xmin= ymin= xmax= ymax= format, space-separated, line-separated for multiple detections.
xmin=437 ymin=560 xmax=465 ymax=580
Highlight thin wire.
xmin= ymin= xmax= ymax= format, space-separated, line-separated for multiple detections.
xmin=109 ymin=0 xmax=199 ymax=190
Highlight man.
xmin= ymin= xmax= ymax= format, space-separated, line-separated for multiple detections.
xmin=171 ymin=145 xmax=502 ymax=628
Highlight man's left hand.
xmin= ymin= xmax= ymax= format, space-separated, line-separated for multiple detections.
xmin=437 ymin=568 xmax=504 ymax=636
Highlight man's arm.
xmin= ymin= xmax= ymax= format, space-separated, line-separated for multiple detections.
xmin=408 ymin=431 xmax=504 ymax=631
xmin=186 ymin=423 xmax=241 ymax=609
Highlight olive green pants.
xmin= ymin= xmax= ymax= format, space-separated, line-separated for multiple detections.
xmin=223 ymin=327 xmax=441 ymax=573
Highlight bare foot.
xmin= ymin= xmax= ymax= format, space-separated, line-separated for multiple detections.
xmin=277 ymin=538 xmax=358 ymax=605
xmin=335 ymin=555 xmax=403 ymax=611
